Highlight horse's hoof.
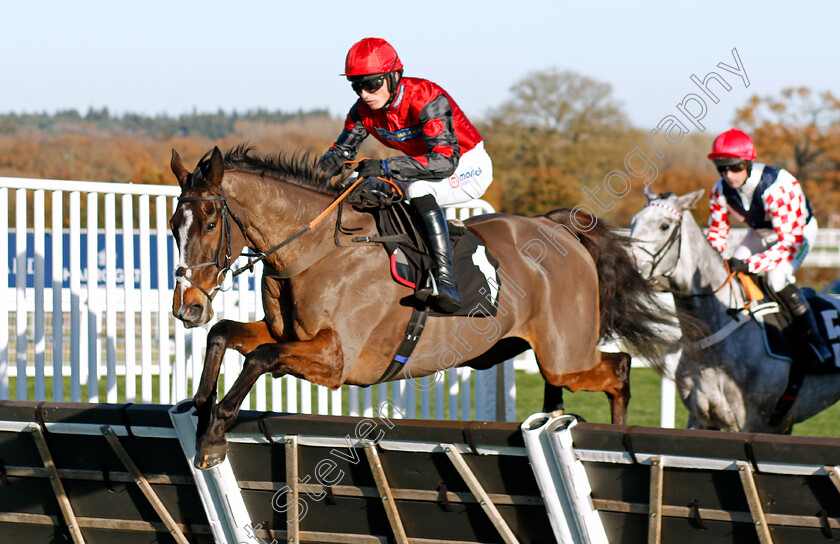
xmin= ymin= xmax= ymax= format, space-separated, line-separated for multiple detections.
xmin=194 ymin=445 xmax=227 ymax=470
xmin=173 ymin=398 xmax=196 ymax=414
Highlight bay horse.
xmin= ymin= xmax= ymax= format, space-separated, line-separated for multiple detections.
xmin=170 ymin=145 xmax=673 ymax=469
xmin=630 ymin=186 xmax=840 ymax=433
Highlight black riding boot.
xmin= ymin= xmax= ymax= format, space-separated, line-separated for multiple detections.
xmin=777 ymin=284 xmax=833 ymax=369
xmin=412 ymin=195 xmax=461 ymax=313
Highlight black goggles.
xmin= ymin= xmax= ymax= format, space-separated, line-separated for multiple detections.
xmin=351 ymin=76 xmax=386 ymax=95
xmin=716 ymin=162 xmax=747 ymax=174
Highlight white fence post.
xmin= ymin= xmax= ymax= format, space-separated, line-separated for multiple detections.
xmin=0 ymin=188 xmax=7 ymax=400
xmin=105 ymin=193 xmax=118 ymax=403
xmin=86 ymin=191 xmax=99 ymax=402
xmin=155 ymin=195 xmax=170 ymax=404
xmin=51 ymin=190 xmax=63 ymax=401
xmin=16 ymin=189 xmax=27 ymax=401
xmin=34 ymin=189 xmax=45 ymax=401
xmin=122 ymin=194 xmax=137 ymax=403
xmin=139 ymin=194 xmax=153 ymax=404
xmin=69 ymin=191 xmax=81 ymax=402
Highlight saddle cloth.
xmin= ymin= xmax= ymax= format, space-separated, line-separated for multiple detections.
xmin=367 ymin=202 xmax=500 ymax=318
xmin=740 ymin=274 xmax=840 ymax=373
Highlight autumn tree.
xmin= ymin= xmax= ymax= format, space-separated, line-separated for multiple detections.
xmin=483 ymin=68 xmax=641 ymax=216
xmin=0 ymin=110 xmax=343 ymax=229
xmin=735 ymin=88 xmax=840 ymax=222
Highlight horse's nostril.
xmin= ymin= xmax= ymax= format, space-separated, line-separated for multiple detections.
xmin=185 ymin=304 xmax=203 ymax=321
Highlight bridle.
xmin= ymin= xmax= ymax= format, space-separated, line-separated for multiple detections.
xmin=635 ymin=200 xmax=736 ymax=298
xmin=634 ymin=201 xmax=684 ymax=280
xmin=174 ymin=175 xmax=370 ymax=302
xmin=174 ymin=190 xmax=244 ymax=300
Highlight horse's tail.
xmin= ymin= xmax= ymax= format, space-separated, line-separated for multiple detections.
xmin=544 ymin=208 xmax=677 ymax=373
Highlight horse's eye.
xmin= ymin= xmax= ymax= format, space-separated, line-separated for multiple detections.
xmin=205 ymin=222 xmax=217 ymax=233
xmin=659 ymin=222 xmax=670 ymax=231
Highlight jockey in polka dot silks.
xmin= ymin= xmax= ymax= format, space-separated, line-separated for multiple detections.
xmin=707 ymin=128 xmax=831 ymax=369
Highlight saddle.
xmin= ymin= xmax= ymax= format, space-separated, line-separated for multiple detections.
xmin=737 ymin=272 xmax=838 ymax=373
xmin=341 ymin=185 xmax=501 ymax=383
xmin=735 ymin=272 xmax=840 ymax=426
xmin=344 ymin=189 xmax=500 ymax=318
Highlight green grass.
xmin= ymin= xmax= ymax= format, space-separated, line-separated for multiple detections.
xmin=9 ymin=375 xmax=163 ymax=404
xmin=515 ymin=367 xmax=840 ymax=437
xmin=514 ymin=368 xmax=689 ymax=425
xmin=10 ymin=369 xmax=840 ymax=437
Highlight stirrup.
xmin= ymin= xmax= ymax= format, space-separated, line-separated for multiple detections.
xmin=434 ymin=287 xmax=461 ymax=313
xmin=433 ymin=274 xmax=461 ymax=312
xmin=414 ymin=277 xmax=438 ymax=304
xmin=415 ymin=276 xmax=461 ymax=313
xmin=808 ymin=342 xmax=833 ymax=367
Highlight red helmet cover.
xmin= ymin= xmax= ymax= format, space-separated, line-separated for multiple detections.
xmin=342 ymin=37 xmax=403 ymax=77
xmin=708 ymin=129 xmax=757 ymax=161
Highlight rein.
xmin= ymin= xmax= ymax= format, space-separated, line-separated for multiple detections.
xmin=176 ymin=154 xmax=402 ymax=302
xmin=175 ymin=175 xmax=368 ymax=301
xmin=239 ymin=161 xmax=401 ymax=274
xmin=638 ymin=199 xmax=749 ymax=351
xmin=635 ymin=217 xmax=682 ymax=279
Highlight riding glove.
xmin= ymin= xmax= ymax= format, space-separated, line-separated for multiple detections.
xmin=355 ymin=159 xmax=385 ymax=178
xmin=365 ymin=176 xmax=395 ymax=194
xmin=727 ymin=257 xmax=749 ymax=273
xmin=317 ymin=152 xmax=344 ymax=177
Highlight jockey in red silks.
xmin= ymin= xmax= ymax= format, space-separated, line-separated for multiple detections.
xmin=317 ymin=37 xmax=493 ymax=313
xmin=707 ymin=128 xmax=831 ymax=368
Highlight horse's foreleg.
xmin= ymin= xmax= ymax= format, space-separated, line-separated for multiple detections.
xmin=195 ymin=328 xmax=344 ymax=470
xmin=194 ymin=348 xmax=273 ymax=469
xmin=549 ymin=351 xmax=632 ymax=425
xmin=193 ymin=319 xmax=276 ymax=407
xmin=193 ymin=320 xmax=277 ymax=445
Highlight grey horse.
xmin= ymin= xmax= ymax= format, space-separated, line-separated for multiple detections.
xmin=630 ymin=186 xmax=840 ymax=433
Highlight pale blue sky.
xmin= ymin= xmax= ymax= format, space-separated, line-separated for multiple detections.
xmin=3 ymin=1 xmax=838 ymax=134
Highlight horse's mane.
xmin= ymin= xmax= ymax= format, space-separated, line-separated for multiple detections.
xmin=194 ymin=144 xmax=343 ymax=196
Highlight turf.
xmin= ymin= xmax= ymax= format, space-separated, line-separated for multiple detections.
xmin=10 ymin=369 xmax=840 ymax=437
xmin=515 ymin=367 xmax=840 ymax=436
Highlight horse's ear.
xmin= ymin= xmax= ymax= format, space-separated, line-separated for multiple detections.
xmin=643 ymin=184 xmax=657 ymax=202
xmin=676 ymin=189 xmax=706 ymax=210
xmin=171 ymin=149 xmax=190 ymax=188
xmin=206 ymin=147 xmax=225 ymax=189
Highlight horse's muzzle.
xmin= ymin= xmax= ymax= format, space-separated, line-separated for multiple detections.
xmin=174 ymin=301 xmax=212 ymax=328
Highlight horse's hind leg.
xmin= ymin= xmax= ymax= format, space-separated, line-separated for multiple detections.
xmin=550 ymin=351 xmax=632 ymax=425
xmin=600 ymin=352 xmax=632 ymax=424
xmin=542 ymin=384 xmax=565 ymax=414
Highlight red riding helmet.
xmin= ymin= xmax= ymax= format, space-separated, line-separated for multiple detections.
xmin=708 ymin=129 xmax=757 ymax=162
xmin=342 ymin=37 xmax=403 ymax=78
